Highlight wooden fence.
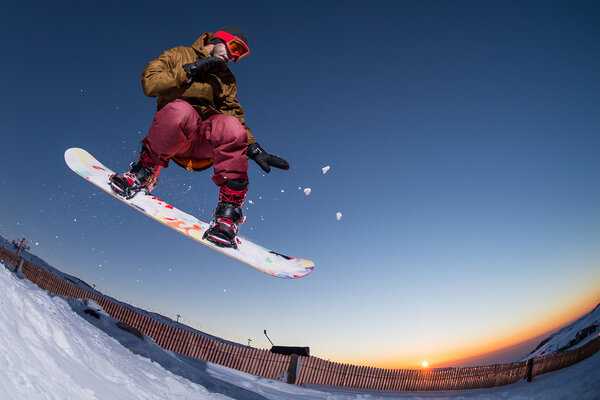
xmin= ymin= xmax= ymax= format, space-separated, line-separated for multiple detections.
xmin=1 ymin=247 xmax=599 ymax=392
xmin=296 ymin=337 xmax=600 ymax=390
xmin=0 ymin=246 xmax=19 ymax=267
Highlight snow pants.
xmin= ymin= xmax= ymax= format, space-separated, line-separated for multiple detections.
xmin=142 ymin=99 xmax=248 ymax=186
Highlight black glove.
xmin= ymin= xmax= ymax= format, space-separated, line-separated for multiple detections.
xmin=247 ymin=143 xmax=290 ymax=173
xmin=183 ymin=57 xmax=226 ymax=80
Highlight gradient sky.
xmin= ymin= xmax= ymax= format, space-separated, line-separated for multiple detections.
xmin=1 ymin=1 xmax=599 ymax=369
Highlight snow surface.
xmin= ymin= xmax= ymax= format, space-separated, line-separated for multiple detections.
xmin=1 ymin=262 xmax=599 ymax=400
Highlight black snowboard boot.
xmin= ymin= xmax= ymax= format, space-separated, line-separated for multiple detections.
xmin=109 ymin=145 xmax=162 ymax=199
xmin=203 ymin=179 xmax=248 ymax=249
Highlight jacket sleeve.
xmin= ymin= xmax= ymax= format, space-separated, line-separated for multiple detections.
xmin=141 ymin=47 xmax=190 ymax=98
xmin=220 ymin=78 xmax=257 ymax=145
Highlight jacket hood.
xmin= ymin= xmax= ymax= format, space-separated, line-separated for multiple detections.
xmin=191 ymin=32 xmax=213 ymax=56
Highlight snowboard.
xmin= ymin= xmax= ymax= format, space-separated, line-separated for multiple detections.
xmin=64 ymin=148 xmax=314 ymax=279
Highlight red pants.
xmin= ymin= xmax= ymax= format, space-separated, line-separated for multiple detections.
xmin=143 ymin=99 xmax=248 ymax=186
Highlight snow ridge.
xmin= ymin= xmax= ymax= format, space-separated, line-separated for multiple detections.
xmin=522 ymin=305 xmax=600 ymax=360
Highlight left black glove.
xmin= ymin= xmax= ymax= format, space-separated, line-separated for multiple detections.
xmin=247 ymin=143 xmax=290 ymax=173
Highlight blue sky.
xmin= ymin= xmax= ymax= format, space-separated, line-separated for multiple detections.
xmin=1 ymin=1 xmax=599 ymax=368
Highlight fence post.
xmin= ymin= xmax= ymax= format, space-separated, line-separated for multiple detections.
xmin=287 ymin=354 xmax=300 ymax=384
xmin=13 ymin=258 xmax=24 ymax=273
xmin=525 ymin=358 xmax=534 ymax=382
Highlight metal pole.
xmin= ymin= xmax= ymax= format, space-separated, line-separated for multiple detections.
xmin=264 ymin=330 xmax=275 ymax=346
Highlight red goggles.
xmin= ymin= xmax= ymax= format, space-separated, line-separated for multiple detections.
xmin=213 ymin=31 xmax=250 ymax=63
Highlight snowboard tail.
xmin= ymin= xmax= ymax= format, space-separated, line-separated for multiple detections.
xmin=64 ymin=148 xmax=314 ymax=278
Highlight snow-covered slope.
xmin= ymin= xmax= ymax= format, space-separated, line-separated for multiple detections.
xmin=521 ymin=304 xmax=600 ymax=360
xmin=1 ymin=261 xmax=599 ymax=399
xmin=0 ymin=234 xmax=241 ymax=348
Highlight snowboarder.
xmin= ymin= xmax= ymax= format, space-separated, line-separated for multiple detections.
xmin=110 ymin=26 xmax=289 ymax=248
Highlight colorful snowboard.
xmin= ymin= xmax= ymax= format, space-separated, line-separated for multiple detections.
xmin=64 ymin=148 xmax=314 ymax=278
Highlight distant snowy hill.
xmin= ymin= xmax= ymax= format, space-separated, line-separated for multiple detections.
xmin=521 ymin=304 xmax=600 ymax=360
xmin=1 ymin=260 xmax=600 ymax=399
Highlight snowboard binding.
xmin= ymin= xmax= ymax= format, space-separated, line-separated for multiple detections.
xmin=109 ymin=162 xmax=161 ymax=200
xmin=203 ymin=180 xmax=248 ymax=249
xmin=109 ymin=145 xmax=161 ymax=199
